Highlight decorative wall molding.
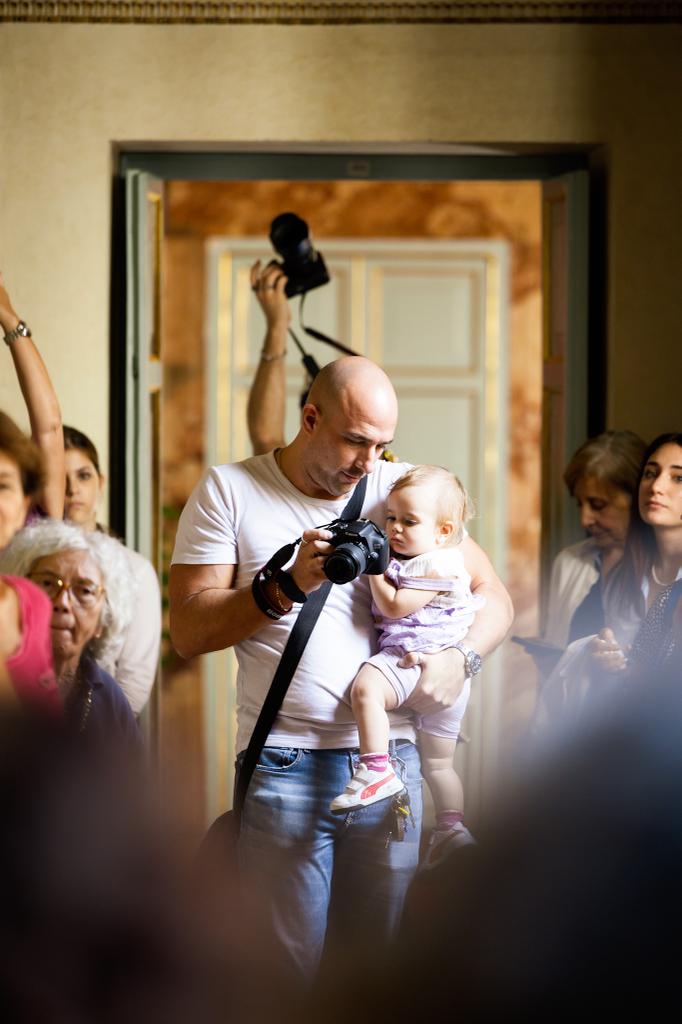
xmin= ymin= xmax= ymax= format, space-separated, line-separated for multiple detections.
xmin=2 ymin=1 xmax=682 ymax=26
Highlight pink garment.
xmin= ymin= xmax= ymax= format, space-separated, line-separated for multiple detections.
xmin=3 ymin=575 xmax=61 ymax=716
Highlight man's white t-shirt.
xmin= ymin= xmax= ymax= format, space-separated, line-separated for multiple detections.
xmin=171 ymin=452 xmax=417 ymax=752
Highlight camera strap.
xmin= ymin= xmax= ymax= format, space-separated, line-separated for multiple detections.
xmin=285 ymin=293 xmax=360 ymax=386
xmin=233 ymin=474 xmax=368 ymax=827
xmin=299 ymin=291 xmax=359 ymax=357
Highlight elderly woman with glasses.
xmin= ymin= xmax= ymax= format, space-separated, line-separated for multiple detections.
xmin=0 ymin=520 xmax=139 ymax=743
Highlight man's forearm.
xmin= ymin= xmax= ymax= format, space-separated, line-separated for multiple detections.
xmin=169 ymin=580 xmax=280 ymax=660
xmin=406 ymin=584 xmax=512 ymax=715
xmin=465 ymin=582 xmax=513 ymax=657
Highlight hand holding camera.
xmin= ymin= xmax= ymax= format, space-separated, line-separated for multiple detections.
xmin=319 ymin=518 xmax=390 ymax=585
xmin=290 ymin=527 xmax=335 ymax=596
xmin=269 ymin=213 xmax=329 ymax=299
xmin=264 ymin=517 xmax=391 ymax=607
xmin=290 ymin=517 xmax=391 ymax=589
xmin=250 ymin=259 xmax=291 ymax=335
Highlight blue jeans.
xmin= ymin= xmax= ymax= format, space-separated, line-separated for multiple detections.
xmin=237 ymin=741 xmax=422 ymax=980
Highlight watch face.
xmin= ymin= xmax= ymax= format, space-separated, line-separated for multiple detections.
xmin=460 ymin=648 xmax=482 ymax=676
xmin=467 ymin=652 xmax=482 ymax=676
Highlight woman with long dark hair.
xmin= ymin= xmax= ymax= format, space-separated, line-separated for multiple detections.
xmin=593 ymin=432 xmax=682 ymax=673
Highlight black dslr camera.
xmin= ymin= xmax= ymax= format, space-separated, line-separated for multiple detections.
xmin=322 ymin=518 xmax=390 ymax=585
xmin=269 ymin=212 xmax=330 ymax=298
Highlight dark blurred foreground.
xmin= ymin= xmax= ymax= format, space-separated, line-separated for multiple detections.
xmin=311 ymin=663 xmax=682 ymax=1020
xmin=0 ymin=712 xmax=300 ymax=1023
xmin=2 ymin=664 xmax=681 ymax=1021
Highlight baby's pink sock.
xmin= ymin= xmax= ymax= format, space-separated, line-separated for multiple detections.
xmin=436 ymin=810 xmax=464 ymax=830
xmin=360 ymin=752 xmax=390 ymax=773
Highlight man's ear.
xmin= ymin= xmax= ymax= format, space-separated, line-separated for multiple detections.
xmin=301 ymin=403 xmax=320 ymax=436
xmin=437 ymin=520 xmax=455 ymax=545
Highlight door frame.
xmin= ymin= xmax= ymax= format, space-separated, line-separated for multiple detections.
xmin=111 ymin=143 xmax=605 ymax=815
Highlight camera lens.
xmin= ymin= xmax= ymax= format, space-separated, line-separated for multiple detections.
xmin=269 ymin=213 xmax=312 ymax=261
xmin=269 ymin=211 xmax=330 ymax=298
xmin=324 ymin=544 xmax=367 ymax=585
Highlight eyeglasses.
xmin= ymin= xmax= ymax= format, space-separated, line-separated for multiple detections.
xmin=29 ymin=572 xmax=105 ymax=608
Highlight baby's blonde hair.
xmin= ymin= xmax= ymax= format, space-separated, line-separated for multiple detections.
xmin=388 ymin=465 xmax=474 ymax=545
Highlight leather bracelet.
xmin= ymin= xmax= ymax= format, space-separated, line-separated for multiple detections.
xmin=276 ymin=569 xmax=308 ymax=604
xmin=251 ymin=570 xmax=285 ymax=620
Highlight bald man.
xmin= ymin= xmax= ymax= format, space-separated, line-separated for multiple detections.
xmin=170 ymin=314 xmax=512 ymax=980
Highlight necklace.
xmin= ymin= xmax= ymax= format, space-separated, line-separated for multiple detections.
xmin=651 ymin=562 xmax=680 ymax=587
xmin=63 ymin=666 xmax=94 ymax=733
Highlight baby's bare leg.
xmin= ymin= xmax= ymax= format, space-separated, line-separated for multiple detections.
xmin=330 ymin=666 xmax=406 ymax=814
xmin=350 ymin=665 xmax=400 ymax=754
xmin=418 ymin=732 xmax=463 ymax=815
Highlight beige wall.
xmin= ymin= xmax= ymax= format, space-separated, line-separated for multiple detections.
xmin=1 ymin=22 xmax=681 ymax=479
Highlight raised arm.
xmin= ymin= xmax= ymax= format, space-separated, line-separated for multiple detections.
xmin=247 ymin=260 xmax=290 ymax=454
xmin=0 ymin=272 xmax=64 ymax=517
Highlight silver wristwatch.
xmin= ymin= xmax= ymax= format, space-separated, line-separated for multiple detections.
xmin=453 ymin=641 xmax=482 ymax=678
xmin=3 ymin=320 xmax=31 ymax=345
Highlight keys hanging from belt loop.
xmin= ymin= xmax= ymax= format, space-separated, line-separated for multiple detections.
xmin=386 ymin=788 xmax=414 ymax=846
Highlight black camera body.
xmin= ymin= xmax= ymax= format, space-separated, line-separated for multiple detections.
xmin=269 ymin=212 xmax=330 ymax=298
xmin=322 ymin=518 xmax=390 ymax=585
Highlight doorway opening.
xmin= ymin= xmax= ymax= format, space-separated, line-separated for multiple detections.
xmin=115 ymin=148 xmax=597 ymax=845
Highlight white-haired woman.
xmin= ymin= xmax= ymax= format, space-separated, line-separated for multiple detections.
xmin=62 ymin=425 xmax=161 ymax=715
xmin=0 ymin=520 xmax=140 ymax=743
